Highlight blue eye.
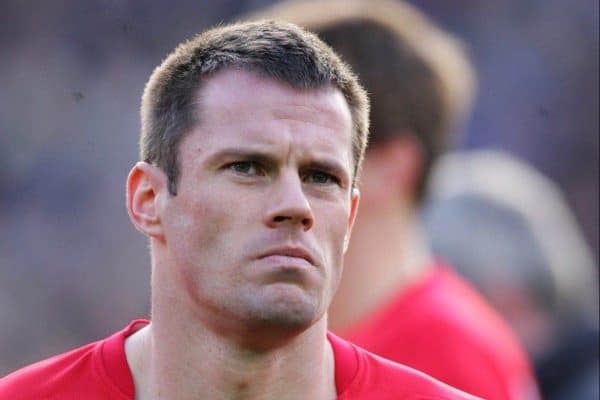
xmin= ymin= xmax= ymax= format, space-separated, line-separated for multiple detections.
xmin=227 ymin=161 xmax=266 ymax=176
xmin=305 ymin=171 xmax=339 ymax=185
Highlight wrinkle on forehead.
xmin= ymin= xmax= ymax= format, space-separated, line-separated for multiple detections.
xmin=182 ymin=68 xmax=355 ymax=176
xmin=195 ymin=68 xmax=352 ymax=133
xmin=186 ymin=118 xmax=353 ymax=172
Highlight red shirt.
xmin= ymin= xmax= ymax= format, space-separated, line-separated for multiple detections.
xmin=1 ymin=320 xmax=479 ymax=399
xmin=339 ymin=265 xmax=540 ymax=400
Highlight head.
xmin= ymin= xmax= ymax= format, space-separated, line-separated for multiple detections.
xmin=140 ymin=20 xmax=369 ymax=195
xmin=127 ymin=20 xmax=368 ymax=346
xmin=425 ymin=150 xmax=599 ymax=359
xmin=252 ymin=0 xmax=476 ymax=204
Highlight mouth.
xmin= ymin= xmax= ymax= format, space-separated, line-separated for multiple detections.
xmin=258 ymin=246 xmax=317 ymax=267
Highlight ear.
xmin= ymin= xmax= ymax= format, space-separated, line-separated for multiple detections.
xmin=343 ymin=187 xmax=360 ymax=253
xmin=126 ymin=161 xmax=168 ymax=239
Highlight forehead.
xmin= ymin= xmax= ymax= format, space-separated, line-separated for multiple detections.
xmin=200 ymin=68 xmax=349 ymax=122
xmin=189 ymin=68 xmax=353 ymax=154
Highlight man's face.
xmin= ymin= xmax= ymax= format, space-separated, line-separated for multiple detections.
xmin=158 ymin=69 xmax=359 ymax=337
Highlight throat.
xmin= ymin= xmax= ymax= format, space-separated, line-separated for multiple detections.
xmin=126 ymin=318 xmax=337 ymax=399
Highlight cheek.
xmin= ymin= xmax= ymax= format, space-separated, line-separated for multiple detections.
xmin=166 ymin=192 xmax=245 ymax=305
xmin=317 ymin=222 xmax=348 ymax=306
xmin=318 ymin=204 xmax=352 ymax=275
xmin=166 ymin=191 xmax=237 ymax=271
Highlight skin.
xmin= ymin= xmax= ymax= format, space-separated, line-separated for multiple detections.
xmin=125 ymin=68 xmax=359 ymax=399
xmin=327 ymin=136 xmax=432 ymax=331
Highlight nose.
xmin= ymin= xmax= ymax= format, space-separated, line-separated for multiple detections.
xmin=264 ymin=171 xmax=314 ymax=231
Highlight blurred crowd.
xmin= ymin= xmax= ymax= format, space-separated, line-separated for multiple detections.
xmin=1 ymin=0 xmax=597 ymax=399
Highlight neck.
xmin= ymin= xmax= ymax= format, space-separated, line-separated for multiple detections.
xmin=328 ymin=202 xmax=432 ymax=332
xmin=125 ymin=260 xmax=336 ymax=400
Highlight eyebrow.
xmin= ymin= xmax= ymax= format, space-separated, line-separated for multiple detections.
xmin=204 ymin=148 xmax=351 ymax=183
xmin=204 ymin=148 xmax=278 ymax=169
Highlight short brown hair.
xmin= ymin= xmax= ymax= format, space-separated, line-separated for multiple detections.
xmin=140 ymin=20 xmax=369 ymax=195
xmin=252 ymin=0 xmax=476 ymax=201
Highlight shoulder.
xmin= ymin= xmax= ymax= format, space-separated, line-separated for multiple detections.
xmin=0 ymin=340 xmax=101 ymax=399
xmin=400 ymin=268 xmax=527 ymax=358
xmin=379 ymin=267 xmax=539 ymax=398
xmin=355 ymin=347 xmax=482 ymax=399
xmin=0 ymin=320 xmax=144 ymax=400
xmin=330 ymin=332 xmax=481 ymax=399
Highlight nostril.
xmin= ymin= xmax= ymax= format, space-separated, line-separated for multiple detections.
xmin=302 ymin=218 xmax=313 ymax=229
xmin=270 ymin=215 xmax=313 ymax=229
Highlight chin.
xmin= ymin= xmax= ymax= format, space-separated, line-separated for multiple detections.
xmin=245 ymin=284 xmax=324 ymax=332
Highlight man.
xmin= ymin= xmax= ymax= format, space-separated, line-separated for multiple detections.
xmin=253 ymin=1 xmax=540 ymax=399
xmin=0 ymin=20 xmax=478 ymax=399
xmin=425 ymin=149 xmax=599 ymax=400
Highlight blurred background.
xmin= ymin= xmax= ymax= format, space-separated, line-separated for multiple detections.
xmin=1 ymin=0 xmax=597 ymax=391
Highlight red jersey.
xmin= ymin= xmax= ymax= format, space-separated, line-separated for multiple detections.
xmin=1 ymin=320 xmax=479 ymax=399
xmin=338 ymin=265 xmax=540 ymax=400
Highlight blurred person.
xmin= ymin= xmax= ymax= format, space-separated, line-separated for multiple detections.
xmin=425 ymin=149 xmax=599 ymax=400
xmin=0 ymin=20 xmax=480 ymax=399
xmin=253 ymin=1 xmax=540 ymax=399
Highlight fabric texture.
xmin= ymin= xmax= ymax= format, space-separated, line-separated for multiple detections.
xmin=1 ymin=320 xmax=480 ymax=399
xmin=338 ymin=264 xmax=540 ymax=400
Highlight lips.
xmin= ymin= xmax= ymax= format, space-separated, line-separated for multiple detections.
xmin=258 ymin=246 xmax=317 ymax=266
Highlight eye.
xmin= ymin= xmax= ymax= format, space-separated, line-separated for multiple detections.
xmin=304 ymin=170 xmax=340 ymax=185
xmin=226 ymin=161 xmax=264 ymax=176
